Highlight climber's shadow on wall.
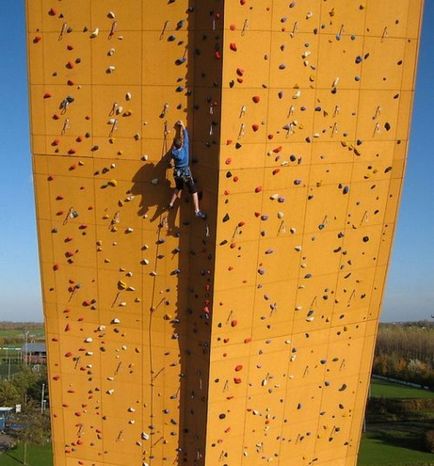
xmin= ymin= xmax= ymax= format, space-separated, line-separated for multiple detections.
xmin=130 ymin=135 xmax=179 ymax=236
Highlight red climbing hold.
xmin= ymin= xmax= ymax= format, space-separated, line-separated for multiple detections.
xmin=235 ymin=365 xmax=243 ymax=371
xmin=229 ymin=43 xmax=238 ymax=52
xmin=231 ymin=320 xmax=238 ymax=327
xmin=33 ymin=36 xmax=42 ymax=44
xmin=255 ymin=186 xmax=262 ymax=193
xmin=252 ymin=124 xmax=259 ymax=132
xmin=234 ymin=377 xmax=242 ymax=384
xmin=252 ymin=96 xmax=260 ymax=103
xmin=43 ymin=92 xmax=52 ymax=99
xmin=48 ymin=8 xmax=57 ymax=16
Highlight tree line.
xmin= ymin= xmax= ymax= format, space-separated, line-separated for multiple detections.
xmin=373 ymin=322 xmax=434 ymax=389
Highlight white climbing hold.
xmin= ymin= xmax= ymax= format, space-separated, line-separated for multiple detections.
xmin=90 ymin=28 xmax=99 ymax=38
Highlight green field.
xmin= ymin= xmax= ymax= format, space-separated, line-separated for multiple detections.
xmin=358 ymin=425 xmax=434 ymax=466
xmin=0 ymin=364 xmax=23 ymax=379
xmin=0 ymin=443 xmax=52 ymax=466
xmin=371 ymin=379 xmax=434 ymax=399
xmin=0 ymin=329 xmax=44 ymax=340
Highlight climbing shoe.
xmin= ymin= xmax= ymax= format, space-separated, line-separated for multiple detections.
xmin=195 ymin=210 xmax=207 ymax=220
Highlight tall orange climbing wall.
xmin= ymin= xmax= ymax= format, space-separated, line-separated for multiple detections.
xmin=27 ymin=1 xmax=424 ymax=465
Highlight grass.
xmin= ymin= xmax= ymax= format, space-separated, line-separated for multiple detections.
xmin=0 ymin=443 xmax=52 ymax=466
xmin=358 ymin=423 xmax=434 ymax=466
xmin=371 ymin=379 xmax=434 ymax=399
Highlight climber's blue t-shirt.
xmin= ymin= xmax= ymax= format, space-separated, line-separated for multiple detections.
xmin=171 ymin=128 xmax=189 ymax=169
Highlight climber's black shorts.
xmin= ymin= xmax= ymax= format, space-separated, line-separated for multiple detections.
xmin=174 ymin=167 xmax=197 ymax=194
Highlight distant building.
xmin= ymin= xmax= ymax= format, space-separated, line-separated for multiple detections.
xmin=0 ymin=407 xmax=13 ymax=431
xmin=21 ymin=343 xmax=46 ymax=365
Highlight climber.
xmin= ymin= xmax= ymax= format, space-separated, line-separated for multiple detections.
xmin=168 ymin=120 xmax=207 ymax=219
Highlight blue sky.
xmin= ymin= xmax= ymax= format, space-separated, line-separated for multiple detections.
xmin=0 ymin=2 xmax=432 ymax=322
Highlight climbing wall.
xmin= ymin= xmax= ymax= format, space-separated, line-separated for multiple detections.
xmin=27 ymin=1 xmax=423 ymax=466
